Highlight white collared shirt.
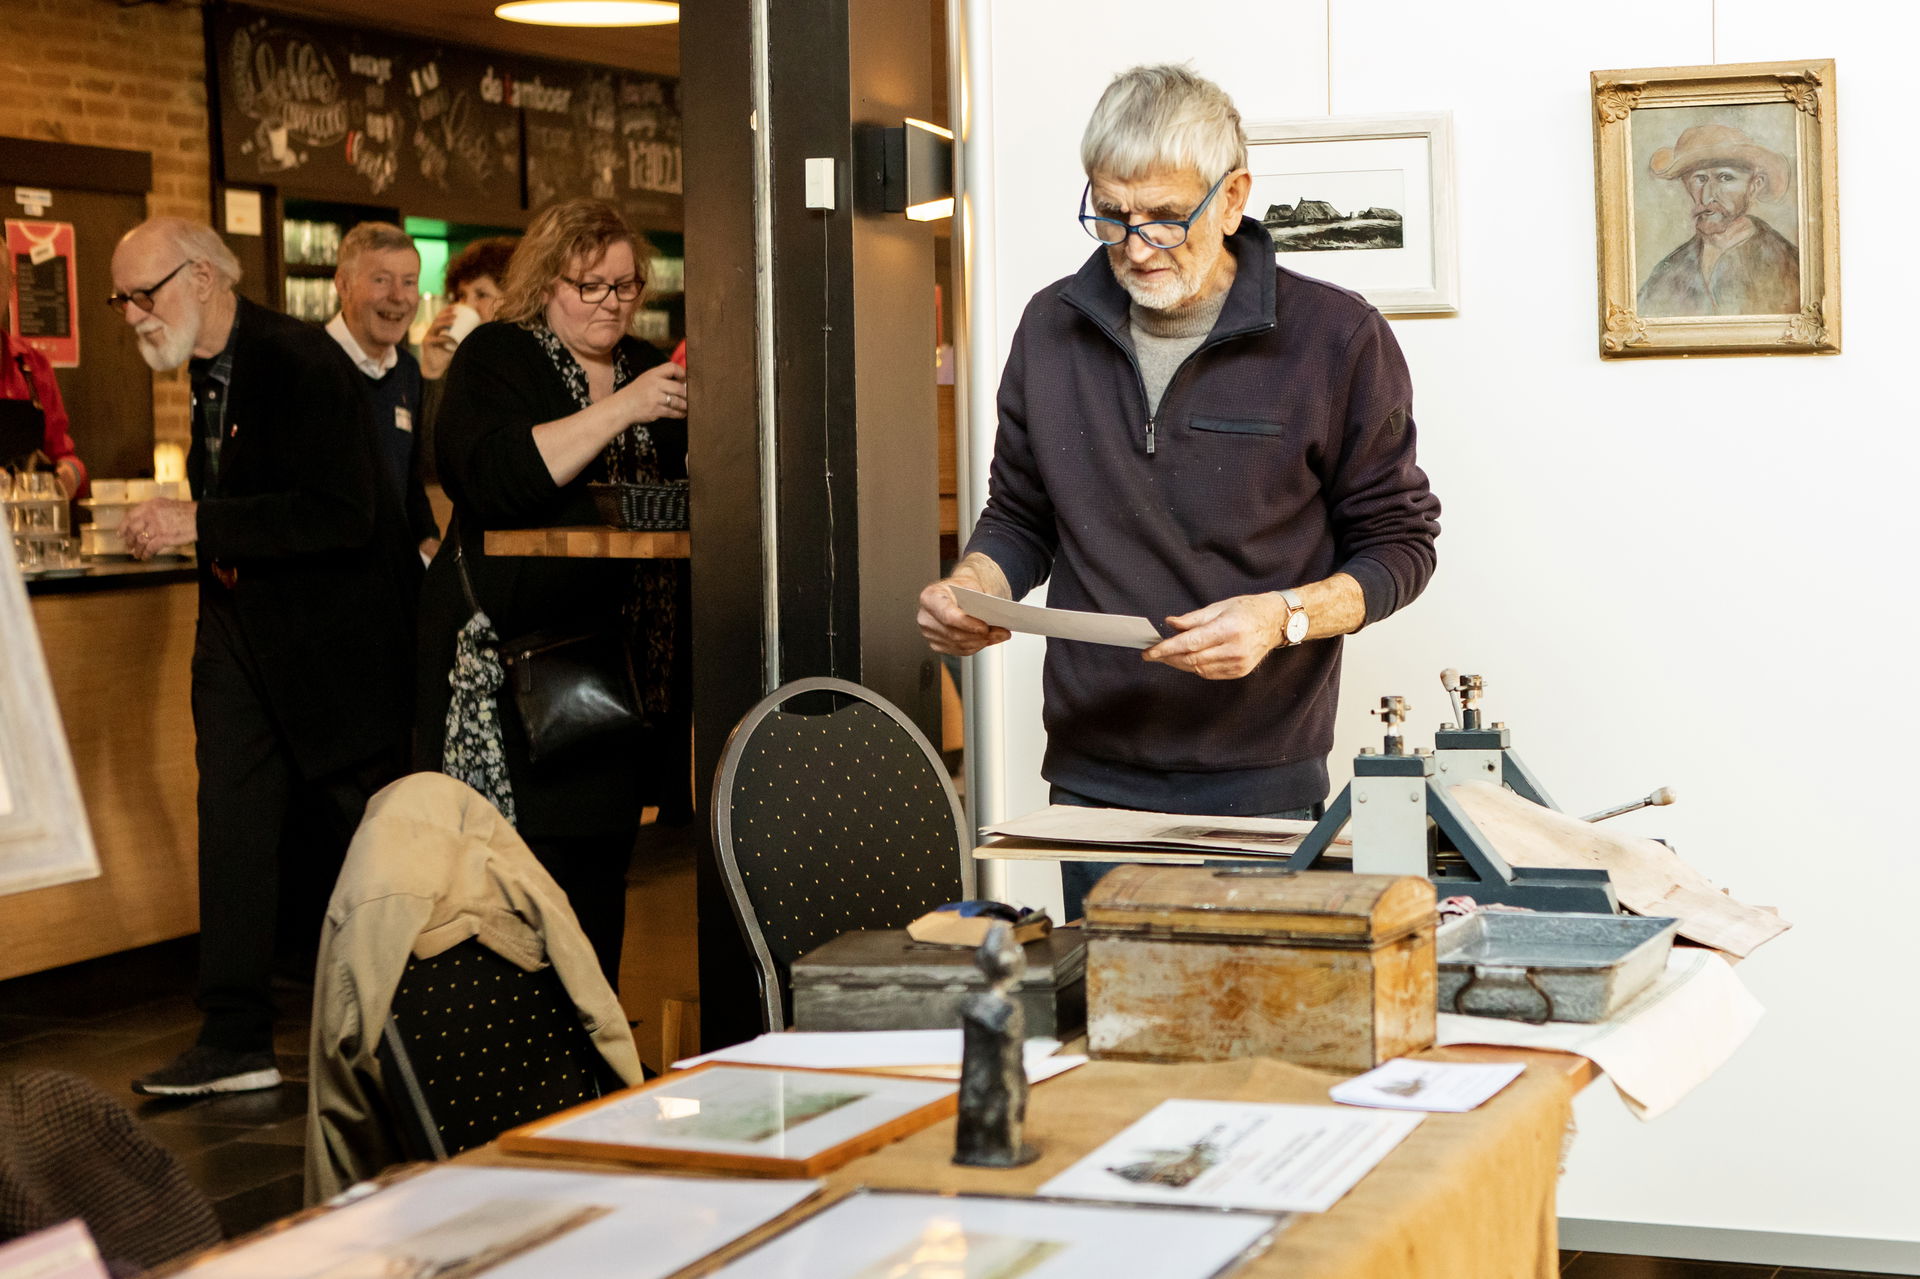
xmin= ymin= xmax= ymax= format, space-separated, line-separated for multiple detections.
xmin=325 ymin=312 xmax=399 ymax=379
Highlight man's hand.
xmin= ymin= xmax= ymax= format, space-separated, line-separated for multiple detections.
xmin=120 ymin=497 xmax=198 ymax=561
xmin=917 ymin=554 xmax=1013 ymax=656
xmin=1144 ymin=593 xmax=1288 ymax=680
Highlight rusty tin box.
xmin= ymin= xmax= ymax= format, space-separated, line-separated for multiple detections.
xmin=791 ymin=927 xmax=1086 ymax=1037
xmin=1084 ymin=866 xmax=1437 ymax=1071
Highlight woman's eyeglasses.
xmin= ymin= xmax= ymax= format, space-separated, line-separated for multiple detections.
xmin=559 ymin=276 xmax=644 ymax=304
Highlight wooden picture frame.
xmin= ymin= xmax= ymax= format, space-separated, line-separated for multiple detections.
xmin=498 ymin=1063 xmax=957 ymax=1177
xmin=0 ymin=551 xmax=99 ymax=897
xmin=1591 ymin=59 xmax=1839 ymax=358
xmin=1244 ymin=112 xmax=1458 ymax=315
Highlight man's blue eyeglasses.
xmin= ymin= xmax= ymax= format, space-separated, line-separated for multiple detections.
xmin=1079 ymin=171 xmax=1231 ymax=250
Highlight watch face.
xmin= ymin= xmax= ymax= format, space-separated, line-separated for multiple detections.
xmin=1286 ymin=610 xmax=1310 ymax=644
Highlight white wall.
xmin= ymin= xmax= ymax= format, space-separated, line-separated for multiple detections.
xmin=964 ymin=0 xmax=1920 ymax=1251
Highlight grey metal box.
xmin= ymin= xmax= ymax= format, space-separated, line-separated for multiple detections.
xmin=1436 ymin=912 xmax=1678 ymax=1023
xmin=791 ymin=927 xmax=1086 ymax=1037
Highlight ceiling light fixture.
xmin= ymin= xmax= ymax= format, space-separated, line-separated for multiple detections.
xmin=494 ymin=1 xmax=680 ymax=27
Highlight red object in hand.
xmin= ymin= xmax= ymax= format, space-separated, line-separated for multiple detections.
xmin=670 ymin=340 xmax=687 ymax=368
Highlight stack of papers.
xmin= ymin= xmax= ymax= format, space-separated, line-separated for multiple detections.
xmin=1329 ymin=1058 xmax=1526 ymax=1112
xmin=673 ymin=1029 xmax=1087 ymax=1084
xmin=980 ymin=805 xmax=1324 ymax=860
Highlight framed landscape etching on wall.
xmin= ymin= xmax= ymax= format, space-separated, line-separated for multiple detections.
xmin=1244 ymin=113 xmax=1457 ymax=315
xmin=1591 ymin=59 xmax=1839 ymax=358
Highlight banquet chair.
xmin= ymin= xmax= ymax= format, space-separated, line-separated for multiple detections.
xmin=377 ymin=939 xmax=623 ymax=1161
xmin=711 ymin=677 xmax=972 ymax=1031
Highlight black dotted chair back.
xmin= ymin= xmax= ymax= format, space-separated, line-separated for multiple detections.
xmin=712 ymin=677 xmax=970 ymax=1030
xmin=377 ymin=939 xmax=619 ymax=1160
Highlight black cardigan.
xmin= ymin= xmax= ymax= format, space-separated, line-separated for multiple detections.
xmin=415 ymin=321 xmax=681 ymax=839
xmin=191 ymin=297 xmax=421 ymax=779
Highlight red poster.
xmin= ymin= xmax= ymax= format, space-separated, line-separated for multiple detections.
xmin=5 ymin=219 xmax=80 ymax=369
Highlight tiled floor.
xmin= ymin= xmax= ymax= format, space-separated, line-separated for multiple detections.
xmin=0 ymin=827 xmax=1896 ymax=1276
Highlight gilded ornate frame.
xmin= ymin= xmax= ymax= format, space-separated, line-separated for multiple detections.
xmin=1591 ymin=59 xmax=1839 ymax=358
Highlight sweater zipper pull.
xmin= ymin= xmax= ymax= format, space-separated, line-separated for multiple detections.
xmin=1145 ymin=416 xmax=1157 ymax=455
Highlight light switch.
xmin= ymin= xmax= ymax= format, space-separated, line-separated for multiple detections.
xmin=805 ymin=157 xmax=836 ymax=211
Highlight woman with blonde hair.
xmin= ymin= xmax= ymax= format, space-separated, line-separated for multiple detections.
xmin=415 ymin=198 xmax=687 ymax=983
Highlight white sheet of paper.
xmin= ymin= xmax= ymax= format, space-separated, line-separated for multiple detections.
xmin=674 ymin=1031 xmax=1084 ymax=1084
xmin=1436 ymin=946 xmax=1762 ymax=1120
xmin=1329 ymin=1058 xmax=1525 ymax=1112
xmin=950 ymin=586 xmax=1162 ymax=649
xmin=0 ymin=1221 xmax=108 ymax=1279
xmin=173 ymin=1166 xmax=820 ymax=1279
xmin=704 ymin=1189 xmax=1279 ymax=1279
xmin=1039 ymin=1099 xmax=1422 ymax=1214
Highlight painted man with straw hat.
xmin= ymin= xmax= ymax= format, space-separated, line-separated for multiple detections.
xmin=1637 ymin=123 xmax=1801 ymax=317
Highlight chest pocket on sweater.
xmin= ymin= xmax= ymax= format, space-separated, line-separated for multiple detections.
xmin=1190 ymin=416 xmax=1288 ymax=437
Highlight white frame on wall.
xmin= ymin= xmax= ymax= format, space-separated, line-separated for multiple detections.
xmin=1243 ymin=111 xmax=1459 ymax=315
xmin=0 ymin=553 xmax=99 ymax=896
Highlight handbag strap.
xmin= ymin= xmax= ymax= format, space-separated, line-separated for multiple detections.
xmin=452 ymin=535 xmax=483 ymax=617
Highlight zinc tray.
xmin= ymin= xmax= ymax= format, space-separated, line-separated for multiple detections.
xmin=1436 ymin=912 xmax=1678 ymax=1024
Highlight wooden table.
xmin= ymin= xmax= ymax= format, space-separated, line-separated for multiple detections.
xmin=484 ymin=525 xmax=689 ymax=559
xmin=467 ymin=1046 xmax=1595 ymax=1279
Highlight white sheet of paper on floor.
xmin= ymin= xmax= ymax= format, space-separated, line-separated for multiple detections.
xmin=1329 ymin=1058 xmax=1526 ymax=1112
xmin=168 ymin=1166 xmax=820 ymax=1279
xmin=1038 ymin=1099 xmax=1423 ymax=1214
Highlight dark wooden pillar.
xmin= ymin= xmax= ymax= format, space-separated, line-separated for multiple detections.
xmin=683 ymin=0 xmax=942 ymax=1049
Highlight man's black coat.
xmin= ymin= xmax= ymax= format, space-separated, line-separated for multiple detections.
xmin=188 ymin=296 xmax=421 ymax=779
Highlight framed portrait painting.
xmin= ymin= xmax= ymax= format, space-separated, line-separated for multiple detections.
xmin=1244 ymin=113 xmax=1458 ymax=315
xmin=1591 ymin=59 xmax=1839 ymax=358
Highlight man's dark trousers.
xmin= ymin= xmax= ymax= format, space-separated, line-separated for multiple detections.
xmin=191 ymin=592 xmax=401 ymax=1053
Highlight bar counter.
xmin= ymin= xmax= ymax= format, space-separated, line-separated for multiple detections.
xmin=2 ymin=560 xmax=199 ymax=980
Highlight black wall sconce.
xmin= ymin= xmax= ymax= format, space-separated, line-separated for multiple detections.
xmin=880 ymin=118 xmax=954 ymax=221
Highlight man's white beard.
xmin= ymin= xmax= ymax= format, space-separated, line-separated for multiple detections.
xmin=135 ymin=315 xmax=197 ymax=371
xmin=1113 ymin=239 xmax=1224 ymax=314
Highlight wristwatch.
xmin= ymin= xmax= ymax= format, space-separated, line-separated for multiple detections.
xmin=1277 ymin=589 xmax=1310 ymax=647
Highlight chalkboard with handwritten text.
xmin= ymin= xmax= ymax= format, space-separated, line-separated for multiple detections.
xmin=211 ymin=4 xmax=682 ymax=231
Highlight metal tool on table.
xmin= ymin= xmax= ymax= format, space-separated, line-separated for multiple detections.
xmin=1432 ymin=669 xmax=1560 ymax=808
xmin=1285 ymin=682 xmax=1620 ymax=912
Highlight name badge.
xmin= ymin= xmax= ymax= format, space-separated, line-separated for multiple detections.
xmin=395 ymin=406 xmax=413 ymax=433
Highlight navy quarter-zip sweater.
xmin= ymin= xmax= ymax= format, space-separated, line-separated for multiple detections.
xmin=964 ymin=217 xmax=1441 ymax=814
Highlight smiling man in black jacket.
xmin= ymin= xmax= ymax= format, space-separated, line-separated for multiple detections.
xmin=917 ymin=65 xmax=1441 ymax=917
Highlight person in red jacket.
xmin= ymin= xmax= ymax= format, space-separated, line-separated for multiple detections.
xmin=0 ymin=252 xmax=87 ymax=496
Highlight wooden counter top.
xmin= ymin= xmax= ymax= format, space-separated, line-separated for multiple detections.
xmin=483 ymin=525 xmax=689 ymax=559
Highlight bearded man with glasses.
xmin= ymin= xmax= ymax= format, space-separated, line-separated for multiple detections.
xmin=110 ymin=217 xmax=423 ymax=1096
xmin=917 ymin=65 xmax=1441 ymax=919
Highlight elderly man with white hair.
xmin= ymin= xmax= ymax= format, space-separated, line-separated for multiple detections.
xmin=917 ymin=65 xmax=1441 ymax=918
xmin=111 ymin=217 xmax=422 ymax=1096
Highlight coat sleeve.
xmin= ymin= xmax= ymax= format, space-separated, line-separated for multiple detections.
xmin=434 ymin=327 xmax=564 ymax=525
xmin=196 ymin=338 xmax=381 ymax=561
xmin=959 ymin=312 xmax=1059 ymax=599
xmin=1321 ymin=311 xmax=1441 ymax=626
xmin=28 ymin=349 xmax=84 ymax=494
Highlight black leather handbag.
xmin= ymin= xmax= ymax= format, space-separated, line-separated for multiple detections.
xmin=455 ymin=542 xmax=645 ymax=763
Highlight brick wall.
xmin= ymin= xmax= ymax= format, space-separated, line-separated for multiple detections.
xmin=0 ymin=0 xmax=211 ymax=447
